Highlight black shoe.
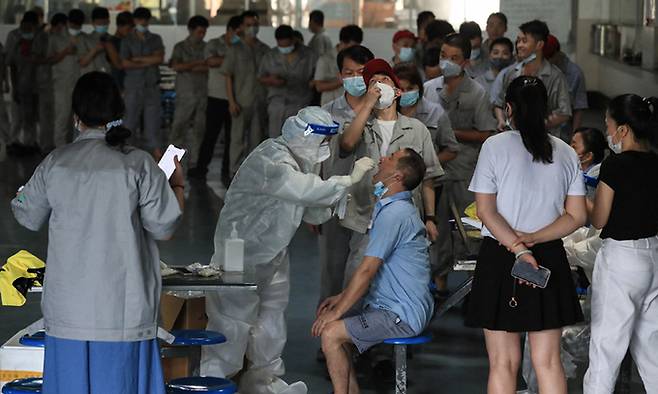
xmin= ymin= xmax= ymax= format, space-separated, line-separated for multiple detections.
xmin=187 ymin=167 xmax=207 ymax=180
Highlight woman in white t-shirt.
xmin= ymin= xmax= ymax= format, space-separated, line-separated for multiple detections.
xmin=465 ymin=76 xmax=587 ymax=394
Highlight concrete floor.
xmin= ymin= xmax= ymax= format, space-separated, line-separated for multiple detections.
xmin=0 ymin=114 xmax=647 ymax=393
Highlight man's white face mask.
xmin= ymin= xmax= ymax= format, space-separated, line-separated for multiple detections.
xmin=375 ymin=82 xmax=396 ymax=110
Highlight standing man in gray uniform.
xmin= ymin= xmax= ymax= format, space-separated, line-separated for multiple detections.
xmin=221 ymin=11 xmax=270 ymax=180
xmin=121 ymin=7 xmax=165 ymax=159
xmin=308 ymin=10 xmax=332 ymax=58
xmin=32 ymin=13 xmax=55 ymax=152
xmin=169 ymin=15 xmax=209 ymax=168
xmin=189 ymin=15 xmax=242 ymax=181
xmin=79 ymin=7 xmax=112 ymax=75
xmin=259 ymin=24 xmax=317 ymax=138
xmin=48 ymin=9 xmax=85 ymax=147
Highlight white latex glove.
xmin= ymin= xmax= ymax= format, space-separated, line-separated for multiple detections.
xmin=350 ymin=157 xmax=376 ymax=184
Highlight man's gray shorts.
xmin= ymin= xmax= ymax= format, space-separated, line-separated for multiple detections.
xmin=344 ymin=306 xmax=416 ymax=353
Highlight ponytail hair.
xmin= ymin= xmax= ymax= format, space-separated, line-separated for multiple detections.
xmin=72 ymin=71 xmax=132 ymax=150
xmin=505 ymin=76 xmax=553 ymax=163
xmin=607 ymin=94 xmax=658 ymax=149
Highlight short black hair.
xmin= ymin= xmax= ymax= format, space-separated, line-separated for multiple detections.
xmin=339 ymin=24 xmax=363 ymax=44
xmin=91 ymin=7 xmax=109 ymax=21
xmin=21 ymin=10 xmax=39 ymax=25
xmin=574 ymin=127 xmax=607 ymax=164
xmin=275 ymin=24 xmax=294 ymax=40
xmin=133 ymin=7 xmax=152 ymax=20
xmin=50 ymin=13 xmax=68 ymax=27
xmin=459 ymin=21 xmax=482 ymax=40
xmin=227 ymin=15 xmax=242 ymax=31
xmin=425 ymin=19 xmax=454 ymax=43
xmin=490 ymin=36 xmax=514 ymax=53
xmin=337 ymin=45 xmax=374 ymax=72
xmin=397 ymin=148 xmax=426 ymax=191
xmin=241 ymin=10 xmax=259 ymax=20
xmin=116 ymin=11 xmax=134 ymax=27
xmin=309 ymin=10 xmax=324 ymax=26
xmin=416 ymin=11 xmax=435 ymax=30
xmin=187 ymin=15 xmax=209 ymax=30
xmin=422 ymin=46 xmax=441 ymax=67
xmin=68 ymin=9 xmax=85 ymax=26
xmin=443 ymin=33 xmax=472 ymax=60
xmin=394 ymin=63 xmax=424 ymax=98
xmin=488 ymin=12 xmax=508 ymax=27
xmin=519 ymin=19 xmax=549 ymax=44
xmin=292 ymin=30 xmax=304 ymax=43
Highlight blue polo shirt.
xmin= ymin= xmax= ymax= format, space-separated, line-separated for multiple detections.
xmin=363 ymin=191 xmax=434 ymax=333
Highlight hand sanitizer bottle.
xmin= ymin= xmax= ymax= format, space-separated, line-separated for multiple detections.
xmin=224 ymin=222 xmax=244 ymax=272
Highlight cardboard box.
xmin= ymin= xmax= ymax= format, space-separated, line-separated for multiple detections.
xmin=160 ymin=294 xmax=207 ymax=381
xmin=0 ymin=327 xmax=44 ymax=389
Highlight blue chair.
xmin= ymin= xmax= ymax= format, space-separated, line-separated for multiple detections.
xmin=1 ymin=378 xmax=42 ymax=393
xmin=169 ymin=330 xmax=227 ymax=346
xmin=19 ymin=332 xmax=45 ymax=348
xmin=167 ymin=377 xmax=237 ymax=394
xmin=383 ymin=333 xmax=432 ymax=394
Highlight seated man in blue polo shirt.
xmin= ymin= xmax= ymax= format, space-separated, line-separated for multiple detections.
xmin=312 ymin=147 xmax=434 ymax=394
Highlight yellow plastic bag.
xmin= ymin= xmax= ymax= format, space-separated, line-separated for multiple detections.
xmin=0 ymin=250 xmax=45 ymax=306
xmin=464 ymin=202 xmax=480 ymax=221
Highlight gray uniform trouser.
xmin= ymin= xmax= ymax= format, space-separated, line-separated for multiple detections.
xmin=169 ymin=93 xmax=207 ymax=166
xmin=14 ymin=92 xmax=37 ymax=145
xmin=266 ymin=99 xmax=303 ymax=139
xmin=38 ymin=85 xmax=54 ymax=150
xmin=228 ymin=102 xmax=266 ymax=176
xmin=53 ymin=78 xmax=75 ymax=147
xmin=433 ymin=180 xmax=475 ymax=275
xmin=318 ymin=217 xmax=352 ymax=304
xmin=0 ymin=96 xmax=11 ymax=144
xmin=124 ymin=85 xmax=162 ymax=152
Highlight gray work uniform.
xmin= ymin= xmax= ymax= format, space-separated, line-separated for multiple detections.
xmin=493 ymin=59 xmax=572 ymax=140
xmin=169 ymin=37 xmax=208 ymax=166
xmin=6 ymin=29 xmax=37 ymax=146
xmin=258 ymin=45 xmax=317 ymax=138
xmin=474 ymin=68 xmax=498 ymax=98
xmin=316 ymin=94 xmax=359 ymax=303
xmin=314 ymin=49 xmax=343 ymax=106
xmin=122 ymin=31 xmax=165 ymax=152
xmin=436 ymin=76 xmax=497 ymax=273
xmin=0 ymin=43 xmax=11 ymax=146
xmin=220 ymin=38 xmax=269 ymax=175
xmin=308 ymin=30 xmax=332 ymax=58
xmin=11 ymin=130 xmax=182 ymax=341
xmin=340 ymin=115 xmax=444 ymax=286
xmin=206 ymin=36 xmax=228 ymax=101
xmin=32 ymin=28 xmax=54 ymax=150
xmin=48 ymin=30 xmax=83 ymax=147
xmin=79 ymin=31 xmax=112 ymax=74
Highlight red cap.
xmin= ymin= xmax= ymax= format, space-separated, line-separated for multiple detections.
xmin=392 ymin=29 xmax=416 ymax=43
xmin=362 ymin=58 xmax=401 ymax=88
xmin=543 ymin=34 xmax=560 ymax=59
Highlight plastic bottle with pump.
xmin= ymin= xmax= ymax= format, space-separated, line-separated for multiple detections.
xmin=224 ymin=222 xmax=244 ymax=272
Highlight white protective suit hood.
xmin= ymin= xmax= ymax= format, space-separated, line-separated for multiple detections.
xmin=281 ymin=106 xmax=339 ymax=168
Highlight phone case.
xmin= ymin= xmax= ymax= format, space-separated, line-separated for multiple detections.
xmin=511 ymin=259 xmax=551 ymax=288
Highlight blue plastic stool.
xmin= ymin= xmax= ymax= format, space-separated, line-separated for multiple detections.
xmin=1 ymin=378 xmax=42 ymax=393
xmin=169 ymin=330 xmax=227 ymax=346
xmin=167 ymin=377 xmax=237 ymax=394
xmin=383 ymin=333 xmax=432 ymax=394
xmin=19 ymin=331 xmax=45 ymax=348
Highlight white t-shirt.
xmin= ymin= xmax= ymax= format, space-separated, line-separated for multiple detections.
xmin=469 ymin=130 xmax=586 ymax=239
xmin=376 ymin=119 xmax=397 ymax=157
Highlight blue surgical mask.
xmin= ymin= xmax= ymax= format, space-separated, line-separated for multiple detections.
xmin=94 ymin=25 xmax=109 ymax=34
xmin=342 ymin=76 xmax=367 ymax=97
xmin=490 ymin=57 xmax=513 ymax=70
xmin=21 ymin=32 xmax=34 ymax=40
xmin=230 ymin=35 xmax=241 ymax=44
xmin=515 ymin=52 xmax=537 ymax=71
xmin=373 ymin=181 xmax=388 ymax=198
xmin=68 ymin=28 xmax=81 ymax=36
xmin=245 ymin=25 xmax=259 ymax=37
xmin=399 ymin=47 xmax=415 ymax=62
xmin=135 ymin=24 xmax=148 ymax=33
xmin=399 ymin=90 xmax=420 ymax=107
xmin=439 ymin=59 xmax=462 ymax=78
xmin=470 ymin=48 xmax=481 ymax=60
xmin=278 ymin=45 xmax=294 ymax=55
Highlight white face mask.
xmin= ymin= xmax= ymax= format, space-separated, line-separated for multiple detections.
xmin=607 ymin=132 xmax=623 ymax=154
xmin=374 ymin=82 xmax=396 ymax=110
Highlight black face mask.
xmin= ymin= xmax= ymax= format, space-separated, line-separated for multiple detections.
xmin=489 ymin=57 xmax=514 ymax=70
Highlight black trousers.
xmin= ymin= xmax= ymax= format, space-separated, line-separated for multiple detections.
xmin=196 ymin=96 xmax=231 ymax=177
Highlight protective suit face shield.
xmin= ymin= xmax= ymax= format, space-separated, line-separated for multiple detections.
xmin=282 ymin=107 xmax=339 ymax=166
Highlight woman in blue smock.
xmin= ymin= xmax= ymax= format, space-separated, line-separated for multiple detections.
xmin=11 ymin=72 xmax=185 ymax=393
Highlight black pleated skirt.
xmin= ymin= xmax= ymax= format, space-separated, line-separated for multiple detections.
xmin=465 ymin=237 xmax=584 ymax=332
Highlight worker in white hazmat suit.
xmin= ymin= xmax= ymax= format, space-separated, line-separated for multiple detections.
xmin=201 ymin=106 xmax=376 ymax=394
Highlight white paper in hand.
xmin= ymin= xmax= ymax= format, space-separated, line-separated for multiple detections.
xmin=158 ymin=144 xmax=186 ymax=179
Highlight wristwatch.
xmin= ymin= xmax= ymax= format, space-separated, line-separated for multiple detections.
xmin=424 ymin=214 xmax=436 ymax=223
